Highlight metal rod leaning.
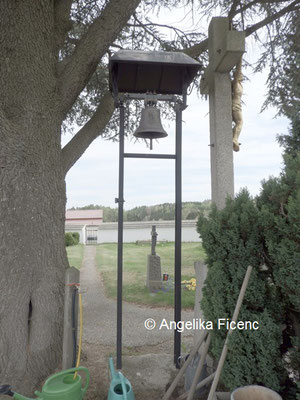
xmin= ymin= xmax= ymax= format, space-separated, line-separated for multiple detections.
xmin=187 ymin=333 xmax=212 ymax=400
xmin=162 ymin=330 xmax=208 ymax=400
xmin=176 ymin=372 xmax=216 ymax=400
xmin=207 ymin=265 xmax=253 ymax=400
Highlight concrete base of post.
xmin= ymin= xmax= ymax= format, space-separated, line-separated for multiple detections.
xmin=146 ymin=254 xmax=162 ymax=292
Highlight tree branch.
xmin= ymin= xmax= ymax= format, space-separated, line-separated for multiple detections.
xmin=58 ymin=0 xmax=141 ymax=118
xmin=245 ymin=0 xmax=300 ymax=36
xmin=228 ymin=0 xmax=241 ymax=22
xmin=130 ymin=18 xmax=194 ymax=48
xmin=62 ymin=91 xmax=115 ymax=174
xmin=234 ymin=0 xmax=295 ymax=18
xmin=132 ymin=15 xmax=171 ymax=50
xmin=183 ymin=39 xmax=208 ymax=58
xmin=183 ymin=0 xmax=299 ymax=58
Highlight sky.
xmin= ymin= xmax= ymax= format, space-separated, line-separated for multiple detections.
xmin=62 ymin=8 xmax=290 ymax=211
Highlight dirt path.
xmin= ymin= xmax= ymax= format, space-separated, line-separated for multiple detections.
xmin=80 ymin=245 xmax=197 ymax=399
xmin=80 ymin=245 xmax=194 ymax=346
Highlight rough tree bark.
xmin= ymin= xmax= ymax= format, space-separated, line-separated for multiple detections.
xmin=0 ymin=0 xmax=140 ymax=394
xmin=0 ymin=2 xmax=67 ymax=393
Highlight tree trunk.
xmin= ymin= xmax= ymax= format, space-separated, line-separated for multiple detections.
xmin=0 ymin=117 xmax=68 ymax=394
xmin=0 ymin=1 xmax=68 ymax=394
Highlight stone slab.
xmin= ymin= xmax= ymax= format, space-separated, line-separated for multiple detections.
xmin=146 ymin=254 xmax=162 ymax=291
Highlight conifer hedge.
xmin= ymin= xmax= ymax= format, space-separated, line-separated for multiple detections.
xmin=197 ymin=119 xmax=300 ymax=399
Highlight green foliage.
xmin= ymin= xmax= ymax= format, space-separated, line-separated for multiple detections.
xmin=257 ymin=153 xmax=300 ymax=309
xmin=197 ymin=120 xmax=300 ymax=397
xmin=277 ymin=116 xmax=300 ymax=159
xmin=257 ymin=151 xmax=300 ymax=388
xmin=198 ymin=190 xmax=285 ymax=392
xmin=71 ymin=232 xmax=80 ymax=245
xmin=263 ymin=12 xmax=300 ymax=119
xmin=65 ymin=232 xmax=76 ymax=247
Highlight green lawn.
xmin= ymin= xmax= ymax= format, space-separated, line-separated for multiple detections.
xmin=96 ymin=242 xmax=206 ymax=309
xmin=66 ymin=244 xmax=84 ymax=269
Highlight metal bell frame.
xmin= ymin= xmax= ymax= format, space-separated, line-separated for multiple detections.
xmin=109 ymin=49 xmax=201 ymax=371
xmin=115 ymin=91 xmax=186 ymax=371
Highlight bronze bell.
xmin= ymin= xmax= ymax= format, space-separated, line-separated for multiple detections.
xmin=134 ymin=106 xmax=168 ymax=139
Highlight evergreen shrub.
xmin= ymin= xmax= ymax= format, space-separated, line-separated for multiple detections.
xmin=198 ymin=190 xmax=285 ymax=392
xmin=71 ymin=232 xmax=80 ymax=245
xmin=197 ymin=132 xmax=300 ymax=397
xmin=65 ymin=232 xmax=76 ymax=247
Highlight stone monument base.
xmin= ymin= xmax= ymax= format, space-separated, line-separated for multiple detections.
xmin=146 ymin=254 xmax=162 ymax=292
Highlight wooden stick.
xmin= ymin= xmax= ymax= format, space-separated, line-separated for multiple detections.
xmin=162 ymin=330 xmax=208 ymax=400
xmin=176 ymin=372 xmax=216 ymax=400
xmin=207 ymin=265 xmax=253 ymax=400
xmin=187 ymin=333 xmax=212 ymax=400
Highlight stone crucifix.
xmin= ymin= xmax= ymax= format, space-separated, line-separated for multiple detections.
xmin=151 ymin=225 xmax=158 ymax=255
xmin=200 ymin=17 xmax=245 ymax=209
xmin=146 ymin=225 xmax=162 ymax=292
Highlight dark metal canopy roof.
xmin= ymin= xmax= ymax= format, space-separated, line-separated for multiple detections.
xmin=109 ymin=50 xmax=201 ymax=95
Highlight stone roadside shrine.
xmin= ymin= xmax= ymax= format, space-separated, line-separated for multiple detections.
xmin=146 ymin=225 xmax=162 ymax=292
xmin=200 ymin=17 xmax=245 ymax=209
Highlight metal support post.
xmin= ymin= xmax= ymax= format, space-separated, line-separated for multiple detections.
xmin=174 ymin=102 xmax=182 ymax=368
xmin=116 ymin=102 xmax=125 ymax=369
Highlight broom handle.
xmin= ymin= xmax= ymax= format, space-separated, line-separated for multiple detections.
xmin=207 ymin=265 xmax=253 ymax=400
xmin=187 ymin=333 xmax=211 ymax=400
xmin=176 ymin=372 xmax=216 ymax=400
xmin=162 ymin=330 xmax=208 ymax=400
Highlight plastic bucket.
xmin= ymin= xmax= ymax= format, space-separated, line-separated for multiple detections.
xmin=231 ymin=385 xmax=282 ymax=400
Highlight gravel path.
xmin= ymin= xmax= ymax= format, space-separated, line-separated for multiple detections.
xmin=80 ymin=245 xmax=195 ymax=347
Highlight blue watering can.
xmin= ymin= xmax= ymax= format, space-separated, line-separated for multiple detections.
xmin=107 ymin=358 xmax=135 ymax=400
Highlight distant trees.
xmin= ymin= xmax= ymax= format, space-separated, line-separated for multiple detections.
xmin=70 ymin=200 xmax=211 ymax=221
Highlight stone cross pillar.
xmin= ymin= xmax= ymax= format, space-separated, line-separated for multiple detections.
xmin=151 ymin=225 xmax=158 ymax=255
xmin=201 ymin=17 xmax=245 ymax=209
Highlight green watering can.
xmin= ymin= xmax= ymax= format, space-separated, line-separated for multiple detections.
xmin=107 ymin=358 xmax=135 ymax=400
xmin=0 ymin=367 xmax=89 ymax=400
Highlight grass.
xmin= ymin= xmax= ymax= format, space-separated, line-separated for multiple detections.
xmin=96 ymin=242 xmax=206 ymax=309
xmin=66 ymin=244 xmax=84 ymax=269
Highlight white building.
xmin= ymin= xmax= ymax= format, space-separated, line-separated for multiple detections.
xmin=65 ymin=209 xmax=200 ymax=244
xmin=65 ymin=209 xmax=103 ymax=244
xmin=98 ymin=220 xmax=200 ymax=243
